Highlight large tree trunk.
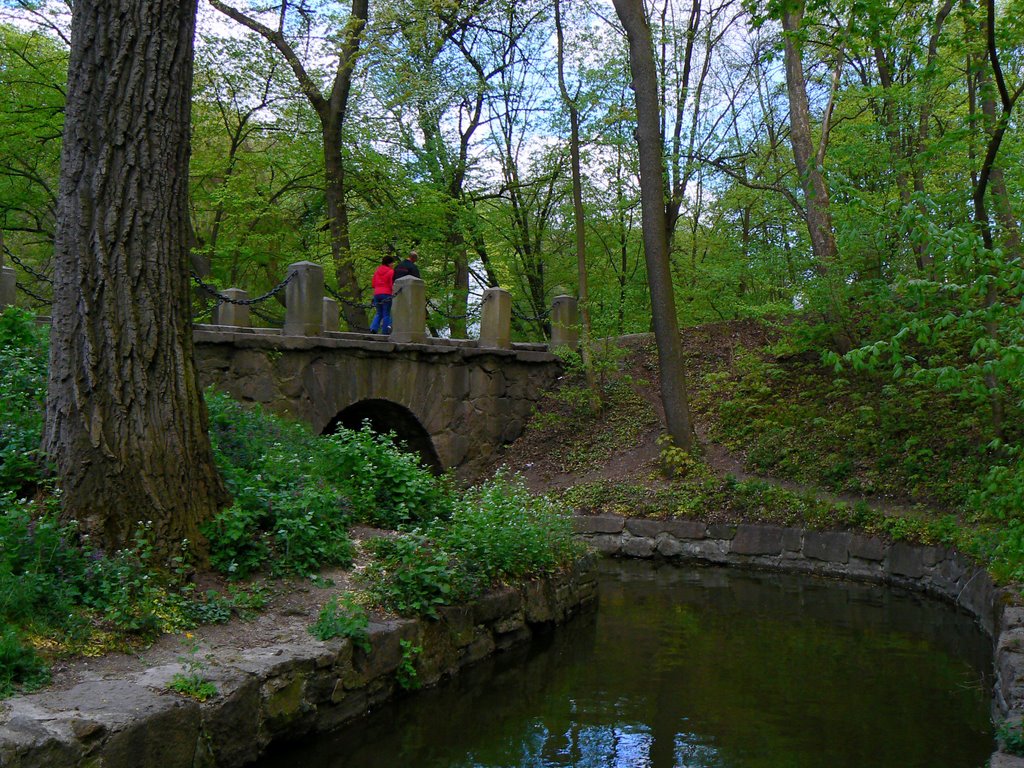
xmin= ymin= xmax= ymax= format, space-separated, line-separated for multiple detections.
xmin=46 ymin=0 xmax=229 ymax=556
xmin=612 ymin=0 xmax=696 ymax=451
xmin=323 ymin=121 xmax=366 ymax=330
xmin=781 ymin=2 xmax=837 ymax=267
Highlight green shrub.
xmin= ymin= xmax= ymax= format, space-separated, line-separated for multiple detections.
xmin=0 ymin=498 xmax=237 ymax=695
xmin=309 ymin=595 xmax=370 ymax=650
xmin=0 ymin=308 xmax=48 ymax=493
xmin=314 ymin=428 xmax=453 ymax=529
xmin=433 ymin=472 xmax=583 ymax=585
xmin=78 ymin=524 xmax=196 ymax=638
xmin=999 ymin=719 xmax=1024 ymax=757
xmin=358 ymin=534 xmax=475 ymax=618
xmin=203 ymin=391 xmax=453 ymax=578
xmin=358 ymin=475 xmax=584 ymax=618
xmin=0 ymin=627 xmax=49 ymax=697
xmin=396 ymin=639 xmax=421 ymax=690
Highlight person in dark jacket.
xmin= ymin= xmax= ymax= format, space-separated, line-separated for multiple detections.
xmin=392 ymin=250 xmax=420 ymax=281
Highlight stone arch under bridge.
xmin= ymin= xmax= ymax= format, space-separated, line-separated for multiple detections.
xmin=194 ymin=329 xmax=563 ymax=480
xmin=323 ymin=398 xmax=444 ymax=474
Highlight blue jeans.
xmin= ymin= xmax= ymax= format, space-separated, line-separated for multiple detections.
xmin=370 ymin=294 xmax=392 ymax=334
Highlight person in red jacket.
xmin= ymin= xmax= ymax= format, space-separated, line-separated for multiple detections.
xmin=369 ymin=255 xmax=395 ymax=334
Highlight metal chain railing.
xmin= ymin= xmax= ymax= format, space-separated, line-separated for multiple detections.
xmin=16 ymin=281 xmax=51 ymax=305
xmin=4 ymin=245 xmax=54 ymax=285
xmin=250 ymin=305 xmax=284 ymax=327
xmin=324 ymin=281 xmax=374 ymax=310
xmin=512 ymin=304 xmax=551 ymax=323
xmin=425 ymin=288 xmax=491 ymax=323
xmin=426 ymin=301 xmax=481 ymax=322
xmin=191 ymin=270 xmax=296 ymax=306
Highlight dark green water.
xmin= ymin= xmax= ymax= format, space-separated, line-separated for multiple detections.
xmin=255 ymin=560 xmax=994 ymax=768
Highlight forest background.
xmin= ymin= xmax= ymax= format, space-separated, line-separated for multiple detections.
xmin=0 ymin=0 xmax=1022 ymax=533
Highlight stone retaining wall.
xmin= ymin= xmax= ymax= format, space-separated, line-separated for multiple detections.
xmin=0 ymin=556 xmax=597 ymax=768
xmin=573 ymin=514 xmax=1024 ymax=767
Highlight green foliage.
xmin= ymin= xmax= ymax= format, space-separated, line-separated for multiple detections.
xmin=700 ymin=347 xmax=990 ymax=508
xmin=308 ymin=595 xmax=370 ymax=650
xmin=998 ymin=720 xmax=1024 ymax=757
xmin=0 ymin=627 xmax=49 ymax=697
xmin=168 ymin=634 xmax=218 ymax=702
xmin=0 ymin=25 xmax=65 ymax=271
xmin=203 ymin=392 xmax=453 ymax=579
xmin=360 ymin=474 xmax=583 ymax=618
xmin=0 ymin=308 xmax=49 ymax=493
xmin=315 ymin=427 xmax=453 ymax=529
xmin=658 ymin=434 xmax=713 ymax=480
xmin=0 ymin=495 xmax=257 ymax=696
xmin=203 ymin=392 xmax=355 ymax=578
xmin=359 ymin=534 xmax=473 ymax=619
xmin=396 ymin=639 xmax=421 ymax=690
xmin=432 ymin=473 xmax=583 ymax=585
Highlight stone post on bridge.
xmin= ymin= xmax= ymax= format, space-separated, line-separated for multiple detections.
xmin=550 ymin=295 xmax=578 ymax=349
xmin=212 ymin=289 xmax=250 ymax=327
xmin=478 ymin=287 xmax=511 ymax=348
xmin=284 ymin=261 xmax=324 ymax=336
xmin=391 ymin=276 xmax=426 ymax=343
xmin=0 ymin=232 xmax=16 ymax=310
xmin=322 ymin=297 xmax=340 ymax=333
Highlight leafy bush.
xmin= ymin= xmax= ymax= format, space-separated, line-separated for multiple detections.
xmin=0 ymin=308 xmax=48 ymax=493
xmin=203 ymin=392 xmax=454 ymax=578
xmin=359 ymin=474 xmax=583 ymax=618
xmin=358 ymin=534 xmax=474 ymax=618
xmin=315 ymin=428 xmax=453 ymax=529
xmin=309 ymin=595 xmax=370 ymax=650
xmin=0 ymin=496 xmax=242 ymax=695
xmin=999 ymin=719 xmax=1024 ymax=757
xmin=432 ymin=472 xmax=583 ymax=585
xmin=0 ymin=627 xmax=49 ymax=697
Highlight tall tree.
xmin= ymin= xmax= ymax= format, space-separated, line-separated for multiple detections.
xmin=780 ymin=0 xmax=838 ymax=268
xmin=45 ymin=0 xmax=228 ymax=555
xmin=612 ymin=0 xmax=696 ymax=451
xmin=555 ymin=0 xmax=599 ymax=412
xmin=211 ymin=0 xmax=370 ymax=331
xmin=0 ymin=25 xmax=66 ymax=288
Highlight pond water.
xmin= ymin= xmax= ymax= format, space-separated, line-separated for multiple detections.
xmin=254 ymin=559 xmax=995 ymax=768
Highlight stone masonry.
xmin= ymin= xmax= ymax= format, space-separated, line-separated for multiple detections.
xmin=193 ymin=329 xmax=562 ymax=480
xmin=573 ymin=515 xmax=1024 ymax=767
xmin=0 ymin=557 xmax=597 ymax=768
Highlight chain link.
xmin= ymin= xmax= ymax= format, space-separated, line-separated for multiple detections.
xmin=4 ymin=245 xmax=54 ymax=285
xmin=250 ymin=305 xmax=284 ymax=327
xmin=15 ymin=281 xmax=50 ymax=305
xmin=512 ymin=305 xmax=551 ymax=323
xmin=324 ymin=281 xmax=374 ymax=310
xmin=191 ymin=270 xmax=295 ymax=305
xmin=426 ymin=301 xmax=481 ymax=322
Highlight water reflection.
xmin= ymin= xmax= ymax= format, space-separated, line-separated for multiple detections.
xmin=254 ymin=560 xmax=994 ymax=768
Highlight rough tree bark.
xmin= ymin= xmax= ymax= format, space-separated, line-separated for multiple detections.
xmin=45 ymin=0 xmax=229 ymax=555
xmin=612 ymin=0 xmax=696 ymax=451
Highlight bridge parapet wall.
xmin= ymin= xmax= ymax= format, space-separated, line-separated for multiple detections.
xmin=194 ymin=327 xmax=562 ymax=479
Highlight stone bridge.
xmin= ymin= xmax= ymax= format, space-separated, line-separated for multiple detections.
xmin=191 ymin=262 xmax=579 ymax=479
xmin=1 ymin=257 xmax=581 ymax=477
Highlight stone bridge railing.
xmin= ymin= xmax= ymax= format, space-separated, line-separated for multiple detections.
xmin=207 ymin=261 xmax=580 ymax=349
xmin=0 ymin=256 xmax=581 ymax=350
